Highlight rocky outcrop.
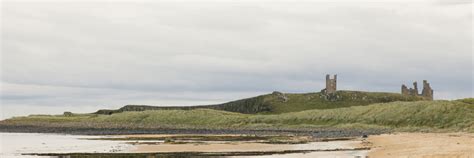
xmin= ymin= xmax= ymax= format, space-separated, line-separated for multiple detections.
xmin=272 ymin=91 xmax=289 ymax=102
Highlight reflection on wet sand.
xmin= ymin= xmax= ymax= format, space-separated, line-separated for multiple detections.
xmin=2 ymin=133 xmax=369 ymax=158
xmin=26 ymin=147 xmax=370 ymax=158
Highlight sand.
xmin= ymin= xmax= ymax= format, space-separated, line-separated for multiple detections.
xmin=119 ymin=134 xmax=241 ymax=138
xmin=362 ymin=133 xmax=474 ymax=158
xmin=133 ymin=142 xmax=286 ymax=152
xmin=132 ymin=141 xmax=360 ymax=152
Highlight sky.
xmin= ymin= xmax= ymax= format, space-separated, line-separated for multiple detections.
xmin=1 ymin=0 xmax=472 ymax=119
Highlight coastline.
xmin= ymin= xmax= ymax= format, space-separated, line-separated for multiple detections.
xmin=4 ymin=132 xmax=370 ymax=158
xmin=4 ymin=131 xmax=474 ymax=157
xmin=0 ymin=124 xmax=389 ymax=137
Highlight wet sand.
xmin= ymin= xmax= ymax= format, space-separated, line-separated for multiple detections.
xmin=120 ymin=134 xmax=241 ymax=138
xmin=129 ymin=140 xmax=369 ymax=157
xmin=362 ymin=133 xmax=474 ymax=158
xmin=6 ymin=131 xmax=474 ymax=157
xmin=132 ymin=141 xmax=359 ymax=153
xmin=133 ymin=142 xmax=287 ymax=152
xmin=3 ymin=132 xmax=369 ymax=157
xmin=117 ymin=134 xmax=362 ymax=153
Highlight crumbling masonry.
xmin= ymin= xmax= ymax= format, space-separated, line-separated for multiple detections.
xmin=401 ymin=80 xmax=433 ymax=100
xmin=318 ymin=74 xmax=433 ymax=100
xmin=322 ymin=74 xmax=337 ymax=94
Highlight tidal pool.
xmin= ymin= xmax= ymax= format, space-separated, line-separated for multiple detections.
xmin=0 ymin=133 xmax=132 ymax=158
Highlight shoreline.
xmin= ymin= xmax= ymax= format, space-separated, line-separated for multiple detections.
xmin=4 ymin=132 xmax=473 ymax=157
xmin=0 ymin=124 xmax=389 ymax=137
xmin=24 ymin=148 xmax=371 ymax=157
xmin=1 ymin=132 xmax=370 ymax=158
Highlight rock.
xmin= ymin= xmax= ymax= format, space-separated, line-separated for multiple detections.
xmin=272 ymin=91 xmax=289 ymax=102
xmin=63 ymin=112 xmax=73 ymax=117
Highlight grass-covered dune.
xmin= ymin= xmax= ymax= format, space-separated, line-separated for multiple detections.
xmin=95 ymin=91 xmax=424 ymax=115
xmin=2 ymin=99 xmax=472 ymax=133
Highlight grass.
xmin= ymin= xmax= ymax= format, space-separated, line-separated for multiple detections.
xmin=457 ymin=98 xmax=474 ymax=104
xmin=95 ymin=91 xmax=424 ymax=114
xmin=258 ymin=91 xmax=424 ymax=114
xmin=256 ymin=100 xmax=474 ymax=132
xmin=3 ymin=99 xmax=473 ymax=132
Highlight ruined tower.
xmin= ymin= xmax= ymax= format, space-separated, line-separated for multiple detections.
xmin=401 ymin=80 xmax=433 ymax=100
xmin=421 ymin=80 xmax=433 ymax=100
xmin=401 ymin=84 xmax=409 ymax=95
xmin=413 ymin=82 xmax=418 ymax=95
xmin=324 ymin=74 xmax=337 ymax=94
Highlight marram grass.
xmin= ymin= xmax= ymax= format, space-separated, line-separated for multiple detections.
xmin=3 ymin=99 xmax=473 ymax=132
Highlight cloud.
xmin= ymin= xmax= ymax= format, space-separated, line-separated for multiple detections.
xmin=1 ymin=0 xmax=472 ymax=119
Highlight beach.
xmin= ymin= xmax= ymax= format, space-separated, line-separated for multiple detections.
xmin=360 ymin=133 xmax=474 ymax=158
xmin=3 ymin=132 xmax=474 ymax=157
xmin=1 ymin=132 xmax=368 ymax=158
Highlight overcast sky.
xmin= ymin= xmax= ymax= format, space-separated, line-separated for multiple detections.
xmin=1 ymin=0 xmax=472 ymax=119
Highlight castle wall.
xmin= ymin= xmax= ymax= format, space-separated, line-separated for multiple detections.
xmin=401 ymin=80 xmax=433 ymax=100
xmin=401 ymin=84 xmax=409 ymax=95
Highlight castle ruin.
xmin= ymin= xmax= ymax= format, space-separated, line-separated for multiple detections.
xmin=401 ymin=80 xmax=433 ymax=100
xmin=318 ymin=74 xmax=434 ymax=100
xmin=322 ymin=74 xmax=337 ymax=94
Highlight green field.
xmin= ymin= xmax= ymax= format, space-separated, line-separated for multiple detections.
xmin=3 ymin=99 xmax=473 ymax=132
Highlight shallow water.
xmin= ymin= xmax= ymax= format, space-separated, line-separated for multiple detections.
xmin=0 ymin=133 xmax=368 ymax=158
xmin=0 ymin=133 xmax=132 ymax=158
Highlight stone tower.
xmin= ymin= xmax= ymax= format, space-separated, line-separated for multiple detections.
xmin=401 ymin=80 xmax=433 ymax=100
xmin=401 ymin=84 xmax=409 ymax=95
xmin=325 ymin=74 xmax=337 ymax=94
xmin=421 ymin=80 xmax=433 ymax=100
xmin=413 ymin=82 xmax=418 ymax=95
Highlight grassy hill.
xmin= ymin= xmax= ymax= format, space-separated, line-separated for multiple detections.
xmin=95 ymin=91 xmax=424 ymax=115
xmin=3 ymin=99 xmax=472 ymax=132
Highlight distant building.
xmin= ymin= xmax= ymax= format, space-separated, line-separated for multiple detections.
xmin=401 ymin=80 xmax=433 ymax=100
xmin=322 ymin=74 xmax=337 ymax=94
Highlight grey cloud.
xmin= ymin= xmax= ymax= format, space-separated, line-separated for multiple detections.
xmin=1 ymin=0 xmax=472 ymax=119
